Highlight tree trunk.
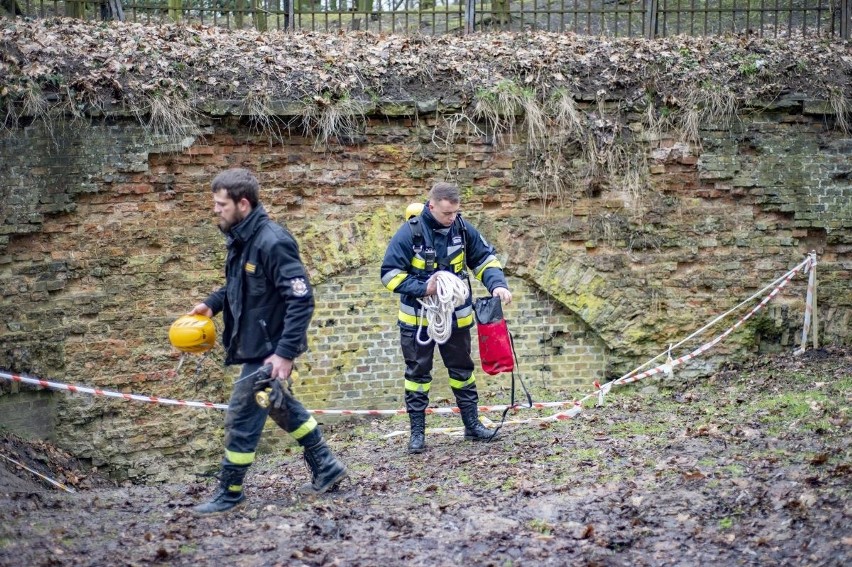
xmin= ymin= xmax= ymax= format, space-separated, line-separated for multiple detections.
xmin=101 ymin=0 xmax=126 ymax=21
xmin=1 ymin=0 xmax=24 ymax=17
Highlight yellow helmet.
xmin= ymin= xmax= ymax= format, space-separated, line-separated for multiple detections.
xmin=169 ymin=315 xmax=216 ymax=354
xmin=405 ymin=202 xmax=424 ymax=220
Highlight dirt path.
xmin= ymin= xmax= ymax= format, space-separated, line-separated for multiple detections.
xmin=2 ymin=348 xmax=850 ymax=566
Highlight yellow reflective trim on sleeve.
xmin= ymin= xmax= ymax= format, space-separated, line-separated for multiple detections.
xmin=404 ymin=380 xmax=431 ymax=393
xmin=474 ymin=259 xmax=502 ymax=280
xmin=399 ymin=310 xmax=428 ymax=326
xmin=386 ymin=272 xmax=408 ymax=291
xmin=456 ymin=313 xmax=474 ymax=328
xmin=411 ymin=256 xmax=426 ymax=270
xmin=290 ymin=416 xmax=318 ymax=440
xmin=224 ymin=450 xmax=255 ymax=466
xmin=449 ymin=375 xmax=476 ymax=389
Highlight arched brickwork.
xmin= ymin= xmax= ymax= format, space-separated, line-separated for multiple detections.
xmin=1 ymin=106 xmax=848 ymax=482
xmin=298 ymin=263 xmax=609 ymax=412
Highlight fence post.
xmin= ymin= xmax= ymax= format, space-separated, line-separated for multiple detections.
xmin=644 ymin=0 xmax=657 ymax=39
xmin=253 ymin=0 xmax=268 ymax=31
xmin=168 ymin=0 xmax=182 ymax=22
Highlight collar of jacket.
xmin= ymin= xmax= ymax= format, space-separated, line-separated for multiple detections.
xmin=421 ymin=206 xmax=451 ymax=235
xmin=225 ymin=204 xmax=269 ymax=246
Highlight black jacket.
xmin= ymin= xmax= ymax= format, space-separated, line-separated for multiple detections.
xmin=205 ymin=205 xmax=314 ymax=365
xmin=380 ymin=207 xmax=508 ymax=329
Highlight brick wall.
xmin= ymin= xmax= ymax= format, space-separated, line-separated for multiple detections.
xmin=0 ymin=104 xmax=849 ymax=481
xmin=301 ymin=264 xmax=607 ymax=411
xmin=0 ymin=384 xmax=57 ymax=441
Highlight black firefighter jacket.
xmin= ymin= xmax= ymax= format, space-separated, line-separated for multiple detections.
xmin=205 ymin=204 xmax=314 ymax=365
xmin=381 ymin=207 xmax=508 ymax=329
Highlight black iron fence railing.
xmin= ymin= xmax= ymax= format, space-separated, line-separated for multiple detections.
xmin=3 ymin=0 xmax=850 ymax=39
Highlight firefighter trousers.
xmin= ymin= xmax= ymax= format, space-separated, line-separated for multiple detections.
xmin=222 ymin=361 xmax=320 ymax=469
xmin=400 ymin=325 xmax=480 ymax=413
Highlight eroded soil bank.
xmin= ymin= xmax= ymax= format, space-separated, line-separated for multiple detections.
xmin=1 ymin=347 xmax=850 ymax=566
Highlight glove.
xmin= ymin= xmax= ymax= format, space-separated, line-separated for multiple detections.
xmin=266 ymin=379 xmax=288 ymax=410
xmin=253 ymin=373 xmax=290 ymax=411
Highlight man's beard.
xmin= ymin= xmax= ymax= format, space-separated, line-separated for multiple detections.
xmin=218 ymin=211 xmax=245 ymax=232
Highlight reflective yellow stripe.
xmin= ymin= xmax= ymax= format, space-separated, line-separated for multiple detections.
xmin=449 ymin=375 xmax=476 ymax=389
xmin=456 ymin=313 xmax=474 ymax=327
xmin=412 ymin=256 xmax=426 ymax=270
xmin=404 ymin=380 xmax=431 ymax=393
xmin=399 ymin=310 xmax=428 ymax=326
xmin=475 ymin=259 xmax=502 ymax=280
xmin=400 ymin=310 xmax=472 ymax=327
xmin=386 ymin=272 xmax=408 ymax=291
xmin=228 ymin=483 xmax=243 ymax=492
xmin=451 ymin=254 xmax=464 ymax=273
xmin=290 ymin=416 xmax=318 ymax=440
xmin=225 ymin=450 xmax=255 ymax=466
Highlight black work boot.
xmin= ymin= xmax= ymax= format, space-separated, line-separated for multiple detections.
xmin=193 ymin=465 xmax=247 ymax=515
xmin=299 ymin=440 xmax=348 ymax=495
xmin=460 ymin=404 xmax=497 ymax=442
xmin=407 ymin=411 xmax=426 ymax=454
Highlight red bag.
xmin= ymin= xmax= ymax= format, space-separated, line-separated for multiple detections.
xmin=473 ymin=297 xmax=515 ymax=375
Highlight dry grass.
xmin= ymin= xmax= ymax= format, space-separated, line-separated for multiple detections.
xmin=548 ymin=89 xmax=584 ymax=141
xmin=472 ymin=80 xmax=547 ymax=150
xmin=242 ymin=87 xmax=289 ymax=143
xmin=680 ymin=85 xmax=738 ymax=144
xmin=135 ymin=93 xmax=199 ymax=142
xmin=301 ymin=95 xmax=369 ymax=149
xmin=829 ymin=89 xmax=850 ymax=134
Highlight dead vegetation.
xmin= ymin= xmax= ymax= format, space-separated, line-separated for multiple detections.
xmin=1 ymin=20 xmax=850 ymax=204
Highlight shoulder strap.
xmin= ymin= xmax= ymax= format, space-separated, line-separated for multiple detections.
xmin=408 ymin=217 xmax=424 ymax=253
xmin=456 ymin=215 xmax=468 ymax=249
xmin=454 ymin=215 xmax=473 ymax=294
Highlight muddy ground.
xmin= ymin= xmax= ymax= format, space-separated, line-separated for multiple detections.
xmin=1 ymin=347 xmax=850 ymax=566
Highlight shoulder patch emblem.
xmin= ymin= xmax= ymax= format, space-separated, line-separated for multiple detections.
xmin=291 ymin=277 xmax=309 ymax=297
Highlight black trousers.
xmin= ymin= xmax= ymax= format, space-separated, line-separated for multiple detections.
xmin=400 ymin=325 xmax=479 ymax=413
xmin=222 ymin=361 xmax=320 ymax=470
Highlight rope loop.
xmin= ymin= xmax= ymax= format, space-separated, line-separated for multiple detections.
xmin=416 ymin=271 xmax=469 ymax=345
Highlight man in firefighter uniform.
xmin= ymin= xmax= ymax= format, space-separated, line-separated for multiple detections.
xmin=188 ymin=168 xmax=347 ymax=514
xmin=381 ymin=182 xmax=512 ymax=453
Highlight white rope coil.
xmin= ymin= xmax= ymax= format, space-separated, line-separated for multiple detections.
xmin=416 ymin=271 xmax=469 ymax=345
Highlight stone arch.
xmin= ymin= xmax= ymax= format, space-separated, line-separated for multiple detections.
xmin=295 ymin=260 xmax=610 ymax=411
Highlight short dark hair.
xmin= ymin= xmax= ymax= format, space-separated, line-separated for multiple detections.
xmin=211 ymin=168 xmax=260 ymax=207
xmin=428 ymin=182 xmax=460 ymax=204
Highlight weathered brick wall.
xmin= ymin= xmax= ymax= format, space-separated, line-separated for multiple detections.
xmin=0 ymin=102 xmax=849 ymax=482
xmin=302 ymin=264 xmax=607 ymax=411
xmin=0 ymin=383 xmax=57 ymax=440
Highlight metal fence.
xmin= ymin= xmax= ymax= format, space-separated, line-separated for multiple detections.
xmin=5 ymin=0 xmax=850 ymax=38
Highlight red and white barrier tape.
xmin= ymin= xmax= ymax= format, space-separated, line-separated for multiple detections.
xmin=0 ymin=453 xmax=75 ymax=493
xmin=0 ymin=371 xmax=229 ymax=410
xmin=1 ymin=255 xmax=814 ymax=424
xmin=0 ymin=368 xmax=579 ymax=415
xmin=796 ymin=251 xmax=817 ymax=354
xmin=590 ymin=255 xmax=813 ymax=407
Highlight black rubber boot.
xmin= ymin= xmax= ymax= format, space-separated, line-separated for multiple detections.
xmin=299 ymin=440 xmax=348 ymax=495
xmin=460 ymin=404 xmax=497 ymax=442
xmin=193 ymin=465 xmax=247 ymax=515
xmin=407 ymin=411 xmax=426 ymax=454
